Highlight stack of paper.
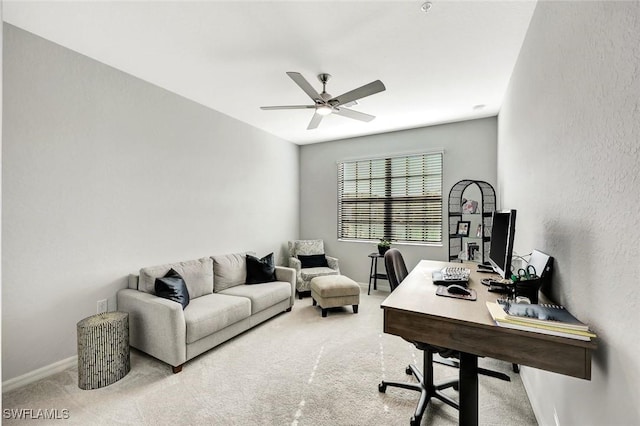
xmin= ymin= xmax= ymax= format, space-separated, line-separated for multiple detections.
xmin=486 ymin=302 xmax=596 ymax=341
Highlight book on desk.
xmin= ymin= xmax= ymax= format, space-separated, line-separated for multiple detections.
xmin=496 ymin=300 xmax=589 ymax=330
xmin=486 ymin=302 xmax=596 ymax=341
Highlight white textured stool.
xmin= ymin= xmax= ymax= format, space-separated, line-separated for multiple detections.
xmin=77 ymin=312 xmax=130 ymax=390
xmin=311 ymin=275 xmax=360 ymax=317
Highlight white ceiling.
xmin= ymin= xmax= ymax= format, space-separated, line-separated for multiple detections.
xmin=3 ymin=0 xmax=537 ymax=145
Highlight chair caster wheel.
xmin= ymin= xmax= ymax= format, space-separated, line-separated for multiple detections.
xmin=378 ymin=383 xmax=386 ymax=393
xmin=405 ymin=366 xmax=412 ymax=375
xmin=410 ymin=416 xmax=420 ymax=426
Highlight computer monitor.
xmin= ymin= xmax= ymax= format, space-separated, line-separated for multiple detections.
xmin=488 ymin=209 xmax=517 ymax=279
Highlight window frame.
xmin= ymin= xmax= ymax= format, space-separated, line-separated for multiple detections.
xmin=337 ymin=150 xmax=444 ymax=246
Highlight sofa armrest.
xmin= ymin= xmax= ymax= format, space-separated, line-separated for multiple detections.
xmin=288 ymin=257 xmax=301 ymax=272
xmin=275 ymin=266 xmax=296 ymax=307
xmin=289 ymin=257 xmax=302 ymax=288
xmin=117 ymin=288 xmax=187 ymax=367
xmin=326 ymin=256 xmax=340 ymax=273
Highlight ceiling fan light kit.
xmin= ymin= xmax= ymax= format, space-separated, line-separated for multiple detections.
xmin=260 ymin=71 xmax=386 ymax=130
xmin=316 ymin=105 xmax=332 ymax=116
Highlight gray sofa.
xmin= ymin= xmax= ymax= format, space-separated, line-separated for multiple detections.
xmin=117 ymin=252 xmax=295 ymax=373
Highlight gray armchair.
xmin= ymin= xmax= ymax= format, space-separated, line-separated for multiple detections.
xmin=288 ymin=239 xmax=340 ymax=298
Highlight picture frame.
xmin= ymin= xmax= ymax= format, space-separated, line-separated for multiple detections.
xmin=456 ymin=221 xmax=471 ymax=237
xmin=461 ymin=199 xmax=478 ymax=214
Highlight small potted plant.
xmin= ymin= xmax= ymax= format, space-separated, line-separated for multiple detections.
xmin=377 ymin=239 xmax=391 ymax=255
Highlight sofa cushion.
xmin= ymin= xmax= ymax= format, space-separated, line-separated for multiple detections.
xmin=246 ymin=253 xmax=276 ymax=284
xmin=139 ymin=257 xmax=214 ymax=298
xmin=183 ymin=293 xmax=251 ymax=344
xmin=212 ymin=252 xmax=253 ymax=292
xmin=155 ymin=268 xmax=190 ymax=309
xmin=219 ymin=282 xmax=291 ymax=314
xmin=301 ymin=267 xmax=339 ymax=282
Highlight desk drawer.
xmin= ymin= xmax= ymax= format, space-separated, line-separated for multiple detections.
xmin=383 ymin=308 xmax=593 ymax=380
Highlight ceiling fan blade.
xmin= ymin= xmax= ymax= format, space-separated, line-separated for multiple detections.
xmin=333 ymin=107 xmax=376 ymax=122
xmin=307 ymin=112 xmax=323 ymax=130
xmin=287 ymin=72 xmax=321 ymax=102
xmin=260 ymin=105 xmax=316 ymax=110
xmin=329 ymin=80 xmax=386 ymax=107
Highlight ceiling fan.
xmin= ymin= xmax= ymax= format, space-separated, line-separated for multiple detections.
xmin=260 ymin=72 xmax=386 ymax=130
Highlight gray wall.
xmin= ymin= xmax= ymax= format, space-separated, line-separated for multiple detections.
xmin=498 ymin=2 xmax=639 ymax=425
xmin=1 ymin=11 xmax=3 ymax=385
xmin=2 ymin=25 xmax=299 ymax=381
xmin=299 ymin=117 xmax=497 ymax=286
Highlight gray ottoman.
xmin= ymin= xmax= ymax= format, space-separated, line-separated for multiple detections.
xmin=311 ymin=275 xmax=360 ymax=317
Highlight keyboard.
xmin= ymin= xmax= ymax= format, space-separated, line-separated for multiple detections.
xmin=432 ymin=266 xmax=471 ymax=286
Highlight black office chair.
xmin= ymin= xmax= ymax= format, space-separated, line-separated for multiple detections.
xmin=378 ymin=249 xmax=459 ymax=425
xmin=378 ymin=249 xmax=510 ymax=426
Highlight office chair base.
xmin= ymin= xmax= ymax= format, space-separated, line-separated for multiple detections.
xmin=378 ymin=351 xmax=459 ymax=425
xmin=405 ymin=364 xmax=457 ymax=386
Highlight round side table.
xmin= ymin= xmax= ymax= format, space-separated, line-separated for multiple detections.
xmin=77 ymin=311 xmax=130 ymax=390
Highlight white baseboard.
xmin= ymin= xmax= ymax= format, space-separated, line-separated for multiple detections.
xmin=519 ymin=366 xmax=543 ymax=426
xmin=2 ymin=356 xmax=77 ymax=393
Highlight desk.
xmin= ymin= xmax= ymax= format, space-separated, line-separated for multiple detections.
xmin=381 ymin=260 xmax=596 ymax=426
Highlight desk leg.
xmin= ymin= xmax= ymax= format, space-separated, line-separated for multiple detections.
xmin=459 ymin=352 xmax=478 ymax=426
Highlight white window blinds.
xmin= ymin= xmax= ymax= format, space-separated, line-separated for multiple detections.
xmin=337 ymin=152 xmax=443 ymax=244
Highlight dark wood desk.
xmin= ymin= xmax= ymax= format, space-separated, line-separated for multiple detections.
xmin=381 ymin=260 xmax=596 ymax=426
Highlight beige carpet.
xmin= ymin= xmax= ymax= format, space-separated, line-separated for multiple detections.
xmin=2 ymin=288 xmax=537 ymax=425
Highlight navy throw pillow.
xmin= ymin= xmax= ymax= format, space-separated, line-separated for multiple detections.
xmin=246 ymin=253 xmax=276 ymax=284
xmin=298 ymin=254 xmax=328 ymax=268
xmin=155 ymin=268 xmax=190 ymax=309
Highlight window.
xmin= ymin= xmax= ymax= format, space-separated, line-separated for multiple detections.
xmin=337 ymin=152 xmax=443 ymax=244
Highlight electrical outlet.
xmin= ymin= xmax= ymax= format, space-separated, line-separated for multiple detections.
xmin=97 ymin=299 xmax=108 ymax=314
